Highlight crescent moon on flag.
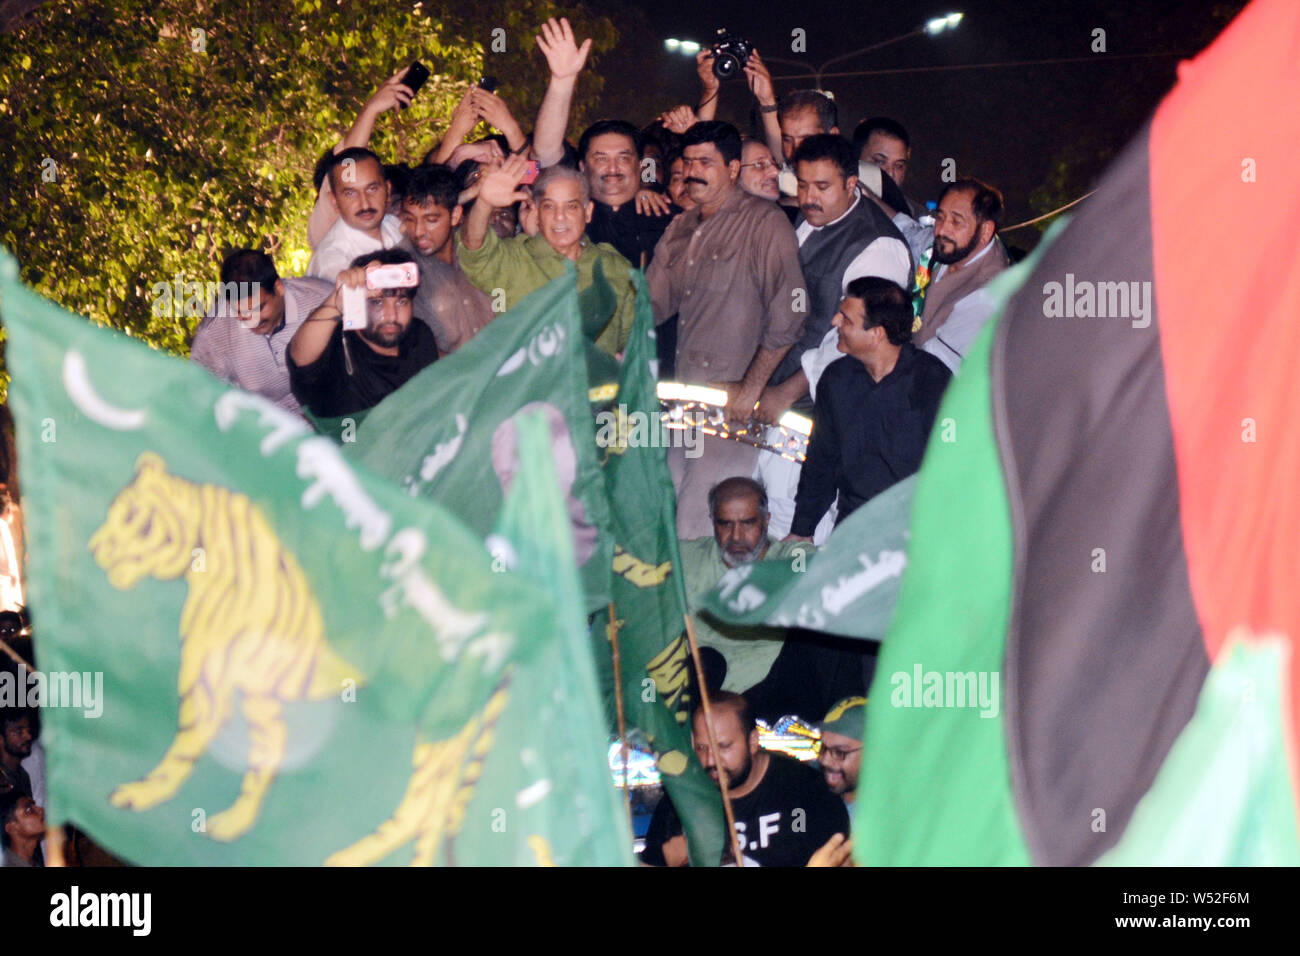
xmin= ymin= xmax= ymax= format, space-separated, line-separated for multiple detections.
xmin=63 ymin=349 xmax=148 ymax=430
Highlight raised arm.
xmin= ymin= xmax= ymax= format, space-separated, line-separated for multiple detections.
xmin=341 ymin=69 xmax=415 ymax=152
xmin=471 ymin=87 xmax=529 ymax=154
xmin=531 ymin=17 xmax=593 ymax=167
xmin=744 ymin=51 xmax=783 ymax=164
xmin=427 ymin=89 xmax=482 ymax=166
xmin=461 ymin=155 xmax=531 ymax=252
xmin=695 ymin=49 xmax=721 ymax=121
xmin=289 ymin=267 xmax=365 ymax=367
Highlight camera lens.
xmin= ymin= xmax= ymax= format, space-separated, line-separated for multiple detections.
xmin=713 ymin=53 xmax=740 ymax=79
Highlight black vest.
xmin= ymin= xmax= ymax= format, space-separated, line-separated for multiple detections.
xmin=771 ymin=194 xmax=913 ymax=386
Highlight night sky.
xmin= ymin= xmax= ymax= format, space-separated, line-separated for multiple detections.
xmin=589 ymin=0 xmax=1243 ymax=248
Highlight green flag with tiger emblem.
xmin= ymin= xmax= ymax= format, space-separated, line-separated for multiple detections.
xmin=0 ymin=248 xmax=631 ymax=865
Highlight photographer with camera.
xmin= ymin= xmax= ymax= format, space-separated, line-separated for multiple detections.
xmin=288 ymin=249 xmax=438 ymax=419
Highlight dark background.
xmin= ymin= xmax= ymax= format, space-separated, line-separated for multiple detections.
xmin=587 ymin=0 xmax=1245 ymax=247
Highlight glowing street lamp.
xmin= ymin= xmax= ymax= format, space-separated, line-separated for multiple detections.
xmin=926 ymin=12 xmax=964 ymax=35
xmin=664 ymin=37 xmax=701 ymax=55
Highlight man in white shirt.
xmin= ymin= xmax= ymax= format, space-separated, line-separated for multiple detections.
xmin=307 ymin=147 xmax=404 ymax=281
xmin=190 ymin=250 xmax=333 ymax=416
xmin=755 ymin=135 xmax=912 ymax=539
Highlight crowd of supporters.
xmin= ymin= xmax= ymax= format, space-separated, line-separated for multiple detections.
xmin=3 ymin=16 xmax=1023 ymax=867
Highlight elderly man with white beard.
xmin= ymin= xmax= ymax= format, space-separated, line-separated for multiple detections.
xmin=677 ymin=478 xmax=814 ymax=695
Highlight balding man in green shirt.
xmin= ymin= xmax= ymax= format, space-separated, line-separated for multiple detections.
xmin=457 ymin=155 xmax=636 ymax=358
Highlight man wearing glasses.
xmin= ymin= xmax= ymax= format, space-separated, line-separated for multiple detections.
xmin=817 ymin=696 xmax=866 ymax=807
xmin=288 ymin=249 xmax=438 ymax=419
xmin=737 ymin=139 xmax=780 ymax=203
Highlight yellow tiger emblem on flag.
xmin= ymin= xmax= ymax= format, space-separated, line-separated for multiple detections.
xmin=88 ymin=452 xmax=360 ymax=842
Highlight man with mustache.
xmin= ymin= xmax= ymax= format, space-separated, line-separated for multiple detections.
xmin=647 ymin=121 xmax=807 ymax=539
xmin=578 ymin=119 xmax=681 ymax=270
xmin=288 ymin=249 xmax=438 ymax=418
xmin=753 ymin=134 xmax=912 ymax=539
xmin=914 ymin=178 xmax=1010 ymax=372
xmin=307 ymin=147 xmax=405 ymax=282
xmin=679 ymin=478 xmax=814 ymax=694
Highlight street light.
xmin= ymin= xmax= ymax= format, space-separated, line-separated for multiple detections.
xmin=926 ymin=12 xmax=964 ymax=35
xmin=814 ymin=13 xmax=964 ymax=87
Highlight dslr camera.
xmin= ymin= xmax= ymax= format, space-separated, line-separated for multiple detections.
xmin=710 ymin=28 xmax=754 ymax=81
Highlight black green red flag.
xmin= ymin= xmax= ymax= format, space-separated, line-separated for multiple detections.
xmin=859 ymin=0 xmax=1300 ymax=865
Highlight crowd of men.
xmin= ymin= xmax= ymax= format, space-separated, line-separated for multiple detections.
xmin=4 ymin=16 xmax=1019 ymax=867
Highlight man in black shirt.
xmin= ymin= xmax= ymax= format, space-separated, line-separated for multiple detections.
xmin=0 ymin=709 xmax=33 ymax=800
xmin=578 ymin=119 xmax=679 ymax=270
xmin=789 ymin=276 xmax=950 ymax=538
xmin=641 ymin=691 xmax=849 ymax=866
xmin=288 ymin=249 xmax=438 ymax=419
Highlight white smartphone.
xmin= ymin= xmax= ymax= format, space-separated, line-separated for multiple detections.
xmin=341 ymin=284 xmax=367 ymax=331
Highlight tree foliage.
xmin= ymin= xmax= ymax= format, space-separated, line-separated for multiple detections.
xmin=0 ymin=0 xmax=618 ymax=399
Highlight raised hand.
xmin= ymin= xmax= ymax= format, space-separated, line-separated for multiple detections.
xmin=364 ymin=69 xmax=415 ymax=115
xmin=744 ymin=50 xmax=776 ymax=106
xmin=446 ymin=88 xmax=480 ymax=137
xmin=696 ymin=48 xmax=720 ymax=93
xmin=447 ymin=139 xmax=504 ymax=171
xmin=477 ymin=154 xmax=532 ymax=209
xmin=536 ymin=16 xmax=592 ymax=80
xmin=659 ymin=105 xmax=698 ymax=135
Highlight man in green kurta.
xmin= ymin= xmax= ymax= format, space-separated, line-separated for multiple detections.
xmin=680 ymin=476 xmax=813 ymax=693
xmin=457 ymin=154 xmax=635 ymax=359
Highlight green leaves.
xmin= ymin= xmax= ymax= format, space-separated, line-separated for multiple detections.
xmin=0 ymin=0 xmax=619 ymax=402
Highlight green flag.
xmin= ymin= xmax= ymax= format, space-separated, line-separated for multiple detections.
xmin=0 ymin=249 xmax=628 ymax=865
xmin=343 ymin=266 xmax=614 ymax=613
xmin=701 ymin=476 xmax=915 ymax=640
xmin=480 ymin=409 xmax=634 ymax=866
xmin=591 ymin=270 xmax=726 ymax=867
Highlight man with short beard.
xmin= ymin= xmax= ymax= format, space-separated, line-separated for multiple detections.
xmin=643 ymin=692 xmax=849 ymax=867
xmin=679 ymin=478 xmax=813 ymax=694
xmin=0 ymin=709 xmax=33 ymax=800
xmin=308 ymin=147 xmax=405 ymax=281
xmin=288 ymin=249 xmax=437 ymax=418
xmin=914 ymin=178 xmax=1010 ymax=372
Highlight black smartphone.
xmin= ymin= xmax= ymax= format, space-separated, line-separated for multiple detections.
xmin=478 ymin=75 xmax=499 ymax=94
xmin=398 ymin=61 xmax=430 ymax=108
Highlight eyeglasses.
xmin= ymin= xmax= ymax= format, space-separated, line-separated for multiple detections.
xmin=740 ymin=160 xmax=776 ymax=173
xmin=818 ymin=743 xmax=862 ymax=763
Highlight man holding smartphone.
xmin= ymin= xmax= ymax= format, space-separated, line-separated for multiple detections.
xmin=288 ymin=249 xmax=438 ymax=418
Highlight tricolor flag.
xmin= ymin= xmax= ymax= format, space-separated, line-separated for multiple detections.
xmin=859 ymin=0 xmax=1300 ymax=866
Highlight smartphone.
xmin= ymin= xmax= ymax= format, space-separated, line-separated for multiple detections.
xmin=341 ymin=284 xmax=367 ymax=331
xmin=478 ymin=75 xmax=499 ymax=94
xmin=366 ymin=263 xmax=419 ymax=290
xmin=398 ymin=61 xmax=430 ymax=109
xmin=521 ymin=160 xmax=541 ymax=185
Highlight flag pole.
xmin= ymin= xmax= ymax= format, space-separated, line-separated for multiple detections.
xmin=607 ymin=603 xmax=632 ymax=818
xmin=683 ymin=612 xmax=745 ymax=867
